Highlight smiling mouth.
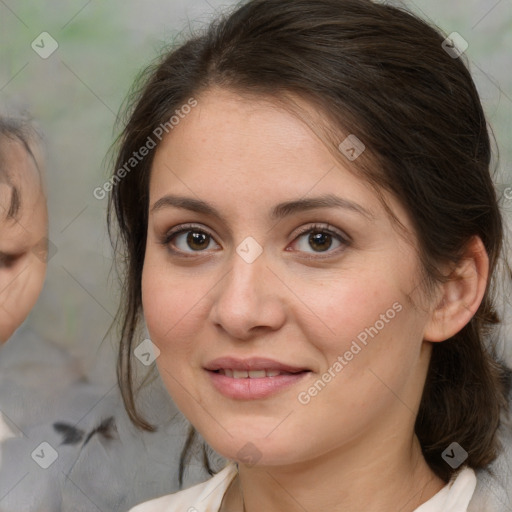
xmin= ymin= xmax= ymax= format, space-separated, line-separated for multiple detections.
xmin=207 ymin=366 xmax=310 ymax=400
xmin=204 ymin=357 xmax=311 ymax=399
xmin=214 ymin=369 xmax=306 ymax=378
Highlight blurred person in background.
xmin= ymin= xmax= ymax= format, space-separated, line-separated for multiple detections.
xmin=0 ymin=112 xmax=211 ymax=511
xmin=0 ymin=114 xmax=48 ymax=446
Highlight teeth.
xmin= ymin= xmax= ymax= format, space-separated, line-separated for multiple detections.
xmin=248 ymin=370 xmax=266 ymax=378
xmin=218 ymin=369 xmax=287 ymax=378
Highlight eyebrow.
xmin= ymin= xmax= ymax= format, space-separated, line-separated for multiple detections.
xmin=151 ymin=193 xmax=374 ymax=221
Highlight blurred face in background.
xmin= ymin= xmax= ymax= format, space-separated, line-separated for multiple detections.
xmin=0 ymin=138 xmax=48 ymax=343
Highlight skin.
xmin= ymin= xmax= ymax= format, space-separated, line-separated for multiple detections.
xmin=0 ymin=138 xmax=48 ymax=343
xmin=142 ymin=87 xmax=487 ymax=511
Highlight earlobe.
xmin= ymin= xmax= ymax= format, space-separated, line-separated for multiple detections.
xmin=423 ymin=236 xmax=489 ymax=343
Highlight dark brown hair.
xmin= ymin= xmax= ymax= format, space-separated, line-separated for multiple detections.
xmin=108 ymin=0 xmax=511 ymax=484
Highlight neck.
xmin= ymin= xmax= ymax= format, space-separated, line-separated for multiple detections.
xmin=226 ymin=434 xmax=445 ymax=512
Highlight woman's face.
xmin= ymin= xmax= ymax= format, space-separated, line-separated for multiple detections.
xmin=142 ymin=88 xmax=436 ymax=467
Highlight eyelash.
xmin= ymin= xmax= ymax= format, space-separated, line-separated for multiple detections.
xmin=161 ymin=223 xmax=351 ymax=259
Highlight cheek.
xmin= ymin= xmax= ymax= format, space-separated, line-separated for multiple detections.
xmin=294 ymin=269 xmax=406 ymax=348
xmin=141 ymin=259 xmax=212 ymax=360
xmin=293 ymin=270 xmax=424 ymax=398
xmin=141 ymin=262 xmax=220 ymax=422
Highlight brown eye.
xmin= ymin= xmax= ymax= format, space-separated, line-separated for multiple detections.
xmin=291 ymin=224 xmax=348 ymax=256
xmin=186 ymin=231 xmax=210 ymax=250
xmin=164 ymin=226 xmax=221 ymax=255
xmin=308 ymin=232 xmax=333 ymax=252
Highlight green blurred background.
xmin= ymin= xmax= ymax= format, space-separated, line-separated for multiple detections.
xmin=0 ymin=0 xmax=510 ymax=375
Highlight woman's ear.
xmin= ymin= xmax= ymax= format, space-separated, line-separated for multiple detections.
xmin=423 ymin=236 xmax=489 ymax=343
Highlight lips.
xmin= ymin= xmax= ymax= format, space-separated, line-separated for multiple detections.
xmin=218 ymin=369 xmax=282 ymax=378
xmin=204 ymin=357 xmax=310 ymax=400
xmin=204 ymin=356 xmax=308 ymax=374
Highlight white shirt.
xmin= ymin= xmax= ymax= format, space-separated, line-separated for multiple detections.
xmin=129 ymin=463 xmax=477 ymax=512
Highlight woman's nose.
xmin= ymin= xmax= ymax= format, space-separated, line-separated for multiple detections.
xmin=208 ymin=246 xmax=287 ymax=341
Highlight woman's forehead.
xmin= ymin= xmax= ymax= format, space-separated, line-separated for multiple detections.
xmin=148 ymin=89 xmax=413 ymax=231
xmin=152 ymin=91 xmax=344 ymax=189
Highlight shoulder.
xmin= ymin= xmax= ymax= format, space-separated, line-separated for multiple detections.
xmin=415 ymin=467 xmax=476 ymax=512
xmin=470 ymin=415 xmax=512 ymax=511
xmin=129 ymin=463 xmax=238 ymax=512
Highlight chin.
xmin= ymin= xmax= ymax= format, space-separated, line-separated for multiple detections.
xmin=202 ymin=429 xmax=299 ymax=468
